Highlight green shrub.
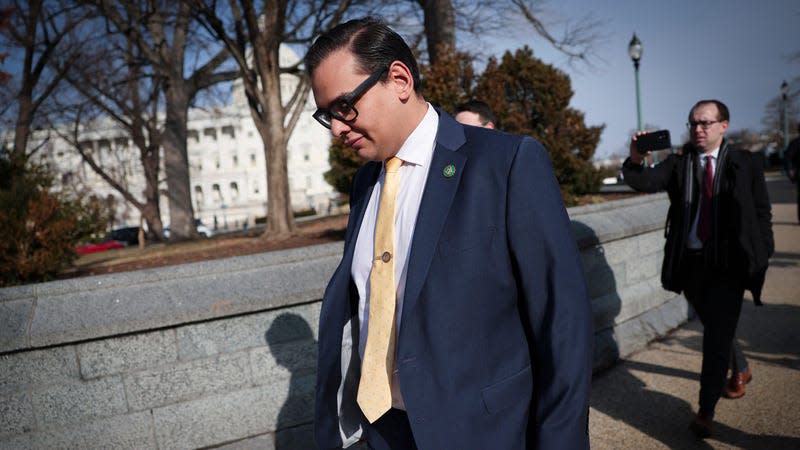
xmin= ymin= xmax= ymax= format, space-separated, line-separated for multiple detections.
xmin=323 ymin=139 xmax=363 ymax=197
xmin=0 ymin=148 xmax=108 ymax=286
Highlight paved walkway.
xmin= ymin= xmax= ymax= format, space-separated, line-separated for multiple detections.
xmin=588 ymin=175 xmax=800 ymax=449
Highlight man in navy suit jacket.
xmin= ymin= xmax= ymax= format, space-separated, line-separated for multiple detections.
xmin=306 ymin=17 xmax=593 ymax=449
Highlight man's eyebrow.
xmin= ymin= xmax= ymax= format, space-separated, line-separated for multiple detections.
xmin=318 ymin=91 xmax=350 ymax=110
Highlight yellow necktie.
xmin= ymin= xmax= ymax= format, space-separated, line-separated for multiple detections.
xmin=357 ymin=156 xmax=403 ymax=423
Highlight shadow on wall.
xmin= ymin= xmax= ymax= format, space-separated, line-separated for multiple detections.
xmin=570 ymin=220 xmax=622 ymax=372
xmin=266 ymin=313 xmax=318 ymax=450
xmin=574 ymin=220 xmax=704 ymax=448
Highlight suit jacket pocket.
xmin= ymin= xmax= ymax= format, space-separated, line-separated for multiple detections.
xmin=480 ymin=364 xmax=532 ymax=414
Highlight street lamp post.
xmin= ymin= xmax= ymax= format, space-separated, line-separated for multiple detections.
xmin=629 ymin=33 xmax=643 ymax=132
xmin=781 ymin=80 xmax=789 ymax=162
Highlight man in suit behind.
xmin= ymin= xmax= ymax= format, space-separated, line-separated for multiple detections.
xmin=454 ymin=100 xmax=497 ymax=129
xmin=307 ymin=17 xmax=593 ymax=450
xmin=622 ymin=100 xmax=773 ymax=439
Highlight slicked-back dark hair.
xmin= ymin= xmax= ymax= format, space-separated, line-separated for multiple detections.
xmin=455 ymin=100 xmax=496 ymax=125
xmin=689 ymin=99 xmax=730 ymax=122
xmin=305 ymin=17 xmax=422 ymax=94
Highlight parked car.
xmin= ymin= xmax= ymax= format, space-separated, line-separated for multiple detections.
xmin=106 ymin=227 xmax=140 ymax=246
xmin=196 ymin=219 xmax=213 ymax=238
xmin=163 ymin=219 xmax=212 ymax=239
xmin=75 ymin=240 xmax=125 ymax=255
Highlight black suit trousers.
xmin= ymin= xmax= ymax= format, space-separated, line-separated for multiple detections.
xmin=365 ymin=409 xmax=418 ymax=450
xmin=682 ymin=252 xmax=745 ymax=416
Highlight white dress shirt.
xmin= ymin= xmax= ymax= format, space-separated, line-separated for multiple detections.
xmin=687 ymin=147 xmax=719 ymax=250
xmin=351 ymin=104 xmax=439 ymax=410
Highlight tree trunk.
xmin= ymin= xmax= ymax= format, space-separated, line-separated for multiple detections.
xmin=258 ymin=57 xmax=296 ymax=239
xmin=141 ymin=144 xmax=164 ymax=240
xmin=162 ymin=85 xmax=196 ymax=240
xmin=12 ymin=91 xmax=34 ymax=168
xmin=417 ymin=0 xmax=456 ymax=65
xmin=256 ymin=3 xmax=296 ymax=239
xmin=261 ymin=115 xmax=295 ymax=239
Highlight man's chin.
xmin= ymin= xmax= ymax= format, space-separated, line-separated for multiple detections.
xmin=355 ymin=147 xmax=380 ymax=162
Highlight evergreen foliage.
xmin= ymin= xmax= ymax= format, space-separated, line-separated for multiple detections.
xmin=0 ymin=148 xmax=109 ymax=286
xmin=323 ymin=138 xmax=363 ymax=198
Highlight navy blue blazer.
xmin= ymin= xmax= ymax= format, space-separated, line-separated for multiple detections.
xmin=314 ymin=110 xmax=593 ymax=449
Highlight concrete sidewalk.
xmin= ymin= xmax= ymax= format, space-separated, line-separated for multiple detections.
xmin=588 ymin=175 xmax=800 ymax=449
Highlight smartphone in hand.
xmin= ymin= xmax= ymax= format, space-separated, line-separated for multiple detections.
xmin=636 ymin=130 xmax=671 ymax=154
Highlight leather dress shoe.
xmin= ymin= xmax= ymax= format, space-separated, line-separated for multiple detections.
xmin=690 ymin=412 xmax=713 ymax=439
xmin=723 ymin=367 xmax=752 ymax=399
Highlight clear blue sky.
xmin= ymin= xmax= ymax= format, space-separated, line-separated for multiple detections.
xmin=470 ymin=0 xmax=799 ymax=159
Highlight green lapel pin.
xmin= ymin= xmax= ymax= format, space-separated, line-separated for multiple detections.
xmin=443 ymin=164 xmax=456 ymax=178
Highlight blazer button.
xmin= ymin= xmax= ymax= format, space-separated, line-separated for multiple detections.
xmin=381 ymin=251 xmax=392 ymax=263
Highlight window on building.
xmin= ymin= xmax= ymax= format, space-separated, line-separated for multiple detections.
xmin=188 ymin=129 xmax=199 ymax=142
xmin=212 ymin=184 xmax=222 ymax=203
xmin=221 ymin=125 xmax=235 ymax=138
xmin=204 ymin=128 xmax=217 ymax=140
xmin=194 ymin=185 xmax=204 ymax=209
xmin=96 ymin=141 xmax=109 ymax=164
xmin=250 ymin=153 xmax=256 ymax=167
xmin=230 ymin=182 xmax=239 ymax=201
xmin=79 ymin=140 xmax=93 ymax=153
xmin=252 ymin=181 xmax=260 ymax=194
xmin=232 ymin=155 xmax=238 ymax=167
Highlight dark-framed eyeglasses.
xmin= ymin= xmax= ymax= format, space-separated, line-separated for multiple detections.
xmin=686 ymin=120 xmax=721 ymax=130
xmin=312 ymin=67 xmax=388 ymax=129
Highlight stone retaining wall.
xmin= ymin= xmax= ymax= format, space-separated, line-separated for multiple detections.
xmin=0 ymin=193 xmax=688 ymax=449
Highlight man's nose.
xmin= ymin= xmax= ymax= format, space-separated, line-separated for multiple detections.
xmin=330 ymin=118 xmax=349 ymax=137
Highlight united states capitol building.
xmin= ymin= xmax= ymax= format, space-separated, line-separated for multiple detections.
xmin=33 ymin=47 xmax=336 ymax=233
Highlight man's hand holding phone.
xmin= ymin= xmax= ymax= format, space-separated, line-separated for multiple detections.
xmin=629 ymin=129 xmax=672 ymax=165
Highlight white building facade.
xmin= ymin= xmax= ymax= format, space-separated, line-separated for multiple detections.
xmin=34 ymin=47 xmax=336 ymax=233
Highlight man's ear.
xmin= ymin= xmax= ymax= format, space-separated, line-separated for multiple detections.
xmin=387 ymin=60 xmax=415 ymax=100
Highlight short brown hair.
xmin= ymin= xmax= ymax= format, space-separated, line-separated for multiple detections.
xmin=689 ymin=99 xmax=730 ymax=122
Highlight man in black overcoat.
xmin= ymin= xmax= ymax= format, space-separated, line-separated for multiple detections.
xmin=622 ymin=99 xmax=773 ymax=439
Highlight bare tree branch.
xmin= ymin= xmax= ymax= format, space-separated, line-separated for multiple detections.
xmin=509 ymin=0 xmax=607 ymax=66
xmin=2 ymin=0 xmax=95 ymax=166
xmin=88 ymin=0 xmax=238 ymax=240
xmin=190 ymin=0 xmax=357 ymax=238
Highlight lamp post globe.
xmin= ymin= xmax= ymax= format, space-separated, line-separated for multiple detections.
xmin=628 ymin=34 xmax=643 ymax=68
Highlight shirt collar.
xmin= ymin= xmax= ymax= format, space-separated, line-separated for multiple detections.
xmin=393 ymin=103 xmax=438 ymax=167
xmin=701 ymin=147 xmax=720 ymax=160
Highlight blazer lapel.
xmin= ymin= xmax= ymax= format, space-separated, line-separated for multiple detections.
xmin=401 ymin=111 xmax=467 ymax=324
